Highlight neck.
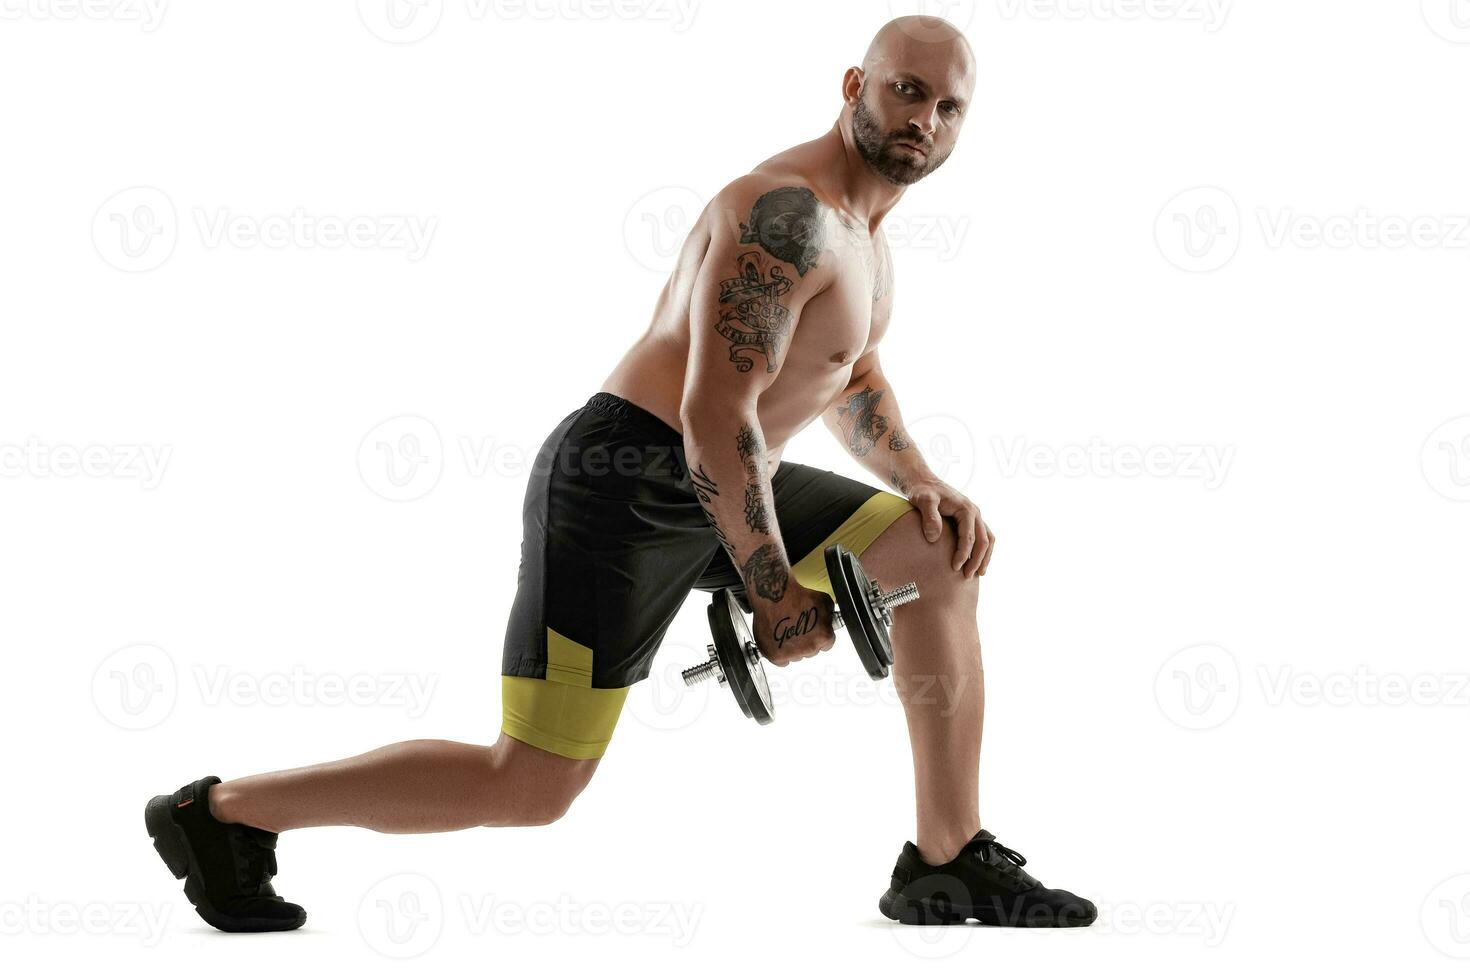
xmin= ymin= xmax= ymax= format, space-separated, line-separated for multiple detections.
xmin=810 ymin=117 xmax=907 ymax=234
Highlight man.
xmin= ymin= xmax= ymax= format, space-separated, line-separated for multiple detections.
xmin=144 ymin=15 xmax=1096 ymax=932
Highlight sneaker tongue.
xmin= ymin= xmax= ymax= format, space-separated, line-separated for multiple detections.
xmin=962 ymin=830 xmax=1000 ymax=864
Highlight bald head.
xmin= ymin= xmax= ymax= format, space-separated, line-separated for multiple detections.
xmin=846 ymin=16 xmax=975 ymax=186
xmin=862 ymin=15 xmax=975 ymax=80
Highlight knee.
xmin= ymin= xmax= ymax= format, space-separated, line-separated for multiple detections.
xmin=884 ymin=510 xmax=981 ymax=608
xmin=480 ymin=736 xmax=599 ymax=828
xmin=511 ymin=783 xmax=584 ymax=827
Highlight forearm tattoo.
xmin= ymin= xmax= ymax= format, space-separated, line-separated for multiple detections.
xmin=689 ymin=463 xmax=737 ymax=565
xmin=736 ymin=423 xmax=772 ymax=534
xmin=740 ymin=541 xmax=789 ymax=602
xmin=692 ymin=437 xmax=786 ymax=599
xmin=713 ymin=186 xmax=828 ymax=374
xmin=889 ymin=469 xmax=912 ymax=495
xmin=888 ymin=427 xmax=911 ymax=452
xmin=835 ymin=385 xmax=891 ymax=457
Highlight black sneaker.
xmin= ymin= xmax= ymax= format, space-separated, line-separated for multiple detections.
xmin=144 ymin=775 xmax=307 ymax=933
xmin=879 ymin=829 xmax=1096 ymax=927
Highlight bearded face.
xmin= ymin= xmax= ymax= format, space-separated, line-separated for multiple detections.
xmin=850 ymin=84 xmax=955 ymax=186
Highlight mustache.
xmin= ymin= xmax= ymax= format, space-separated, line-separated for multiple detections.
xmin=889 ymin=134 xmax=931 ymax=150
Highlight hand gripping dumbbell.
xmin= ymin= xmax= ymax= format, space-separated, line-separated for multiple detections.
xmin=679 ymin=543 xmax=920 ymax=724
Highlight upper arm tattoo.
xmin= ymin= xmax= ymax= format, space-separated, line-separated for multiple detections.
xmin=835 ymin=385 xmax=891 ymax=457
xmin=739 ymin=186 xmax=826 ymax=276
xmin=715 ymin=251 xmax=792 ymax=374
xmin=712 ymin=186 xmax=828 ymax=374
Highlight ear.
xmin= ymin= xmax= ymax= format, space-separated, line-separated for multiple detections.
xmin=841 ymin=67 xmax=865 ymax=106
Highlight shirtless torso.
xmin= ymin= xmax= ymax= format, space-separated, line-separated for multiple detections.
xmin=600 ymin=138 xmax=896 ymax=474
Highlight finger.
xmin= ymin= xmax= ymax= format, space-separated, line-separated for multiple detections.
xmin=954 ymin=511 xmax=977 ymax=573
xmin=922 ymin=497 xmax=944 ymax=543
xmin=966 ymin=517 xmax=990 ymax=577
xmin=957 ymin=510 xmax=986 ymax=576
xmin=958 ymin=514 xmax=981 ymax=575
xmin=978 ymin=525 xmax=996 ymax=576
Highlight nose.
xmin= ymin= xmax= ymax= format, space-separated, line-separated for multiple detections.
xmin=905 ymin=114 xmax=936 ymax=144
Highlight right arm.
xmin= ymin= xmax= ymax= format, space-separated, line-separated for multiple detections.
xmin=679 ymin=179 xmax=835 ymax=664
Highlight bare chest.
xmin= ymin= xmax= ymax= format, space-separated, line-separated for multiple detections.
xmin=789 ymin=220 xmax=893 ymax=368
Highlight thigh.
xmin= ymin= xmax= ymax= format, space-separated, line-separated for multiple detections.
xmin=692 ymin=461 xmax=917 ymax=602
xmin=501 ymin=394 xmax=715 ymax=759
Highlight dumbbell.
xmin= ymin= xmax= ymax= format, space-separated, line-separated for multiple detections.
xmin=680 ymin=543 xmax=920 ymax=723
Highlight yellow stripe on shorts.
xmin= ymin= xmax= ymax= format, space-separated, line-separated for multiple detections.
xmin=790 ymin=490 xmax=916 ymax=597
xmin=500 ymin=628 xmax=627 ymax=760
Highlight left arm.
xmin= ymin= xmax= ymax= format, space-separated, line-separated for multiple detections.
xmin=821 ymin=351 xmax=995 ymax=577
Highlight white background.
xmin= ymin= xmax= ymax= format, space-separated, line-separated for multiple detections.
xmin=3 ymin=0 xmax=1468 ymax=974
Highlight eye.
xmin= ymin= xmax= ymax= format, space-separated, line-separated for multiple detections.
xmin=893 ymin=81 xmax=918 ymax=97
xmin=941 ymin=102 xmax=961 ymax=115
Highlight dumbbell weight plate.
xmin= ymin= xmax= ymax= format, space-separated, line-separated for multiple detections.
xmin=707 ymin=588 xmax=774 ymax=724
xmin=825 ymin=545 xmax=894 ymax=680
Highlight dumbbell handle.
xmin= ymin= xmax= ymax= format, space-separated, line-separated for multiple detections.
xmin=681 ymin=579 xmax=920 ymax=687
xmin=833 ymin=580 xmax=920 ymax=631
xmin=681 ymin=651 xmax=725 ymax=687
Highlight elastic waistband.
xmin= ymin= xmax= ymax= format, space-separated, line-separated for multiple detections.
xmin=584 ymin=391 xmax=681 ymax=442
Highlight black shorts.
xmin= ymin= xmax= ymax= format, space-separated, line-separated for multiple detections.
xmin=500 ymin=391 xmax=916 ymax=759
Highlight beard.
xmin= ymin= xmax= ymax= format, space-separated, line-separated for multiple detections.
xmin=851 ymin=91 xmax=951 ymax=186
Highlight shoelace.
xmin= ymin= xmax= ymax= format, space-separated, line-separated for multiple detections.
xmin=231 ymin=829 xmax=278 ymax=894
xmin=968 ymin=836 xmax=1029 ymax=881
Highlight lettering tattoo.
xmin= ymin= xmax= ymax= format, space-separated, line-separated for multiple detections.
xmin=741 ymin=542 xmax=789 ymax=602
xmin=835 ymin=385 xmax=891 ymax=457
xmin=736 ymin=423 xmax=772 ymax=534
xmin=689 ymin=463 xmax=737 ymax=564
xmin=712 ymin=186 xmax=828 ymax=374
xmin=773 ymin=606 xmax=819 ymax=648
